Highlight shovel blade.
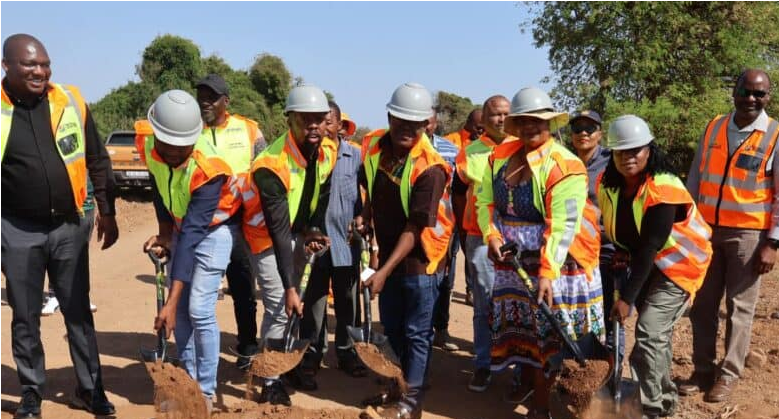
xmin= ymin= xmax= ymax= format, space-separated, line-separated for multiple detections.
xmin=250 ymin=338 xmax=311 ymax=378
xmin=347 ymin=325 xmax=366 ymax=343
xmin=368 ymin=331 xmax=401 ymax=367
xmin=590 ymin=379 xmax=642 ymax=418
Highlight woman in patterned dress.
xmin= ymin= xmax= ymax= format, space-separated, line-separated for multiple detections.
xmin=476 ymin=87 xmax=605 ymax=419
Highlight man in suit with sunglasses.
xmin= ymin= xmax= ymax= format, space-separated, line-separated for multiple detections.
xmin=683 ymin=69 xmax=777 ymax=403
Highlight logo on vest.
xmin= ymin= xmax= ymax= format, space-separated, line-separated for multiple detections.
xmin=57 ymin=135 xmax=79 ymax=155
xmin=58 ymin=121 xmax=78 ymax=133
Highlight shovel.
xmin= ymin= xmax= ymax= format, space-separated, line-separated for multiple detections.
xmin=347 ymin=230 xmax=405 ymax=388
xmin=591 ymin=269 xmax=642 ymax=418
xmin=140 ymin=250 xmax=171 ymax=364
xmin=249 ymin=241 xmax=330 ymax=378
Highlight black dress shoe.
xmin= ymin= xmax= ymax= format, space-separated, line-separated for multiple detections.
xmin=15 ymin=390 xmax=41 ymax=419
xmin=259 ymin=381 xmax=291 ymax=406
xmin=284 ymin=367 xmax=318 ymax=391
xmin=70 ymin=387 xmax=116 ymax=415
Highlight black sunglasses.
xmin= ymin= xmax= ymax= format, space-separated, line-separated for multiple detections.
xmin=571 ymin=124 xmax=599 ymax=135
xmin=736 ymin=87 xmax=769 ymax=98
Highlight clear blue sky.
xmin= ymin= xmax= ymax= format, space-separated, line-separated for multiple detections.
xmin=1 ymin=1 xmax=552 ymax=129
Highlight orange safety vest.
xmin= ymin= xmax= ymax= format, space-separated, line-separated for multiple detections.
xmin=696 ymin=114 xmax=779 ymax=229
xmin=1 ymin=83 xmax=89 ymax=213
xmin=477 ymin=139 xmax=601 ymax=281
xmin=242 ymin=131 xmax=337 ymax=254
xmin=444 ymin=128 xmax=475 ymax=150
xmin=135 ymin=120 xmax=241 ymax=230
xmin=363 ymin=131 xmax=454 ymax=274
xmin=597 ymin=173 xmax=713 ymax=302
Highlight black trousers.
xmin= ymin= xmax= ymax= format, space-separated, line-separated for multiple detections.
xmin=433 ymin=234 xmax=459 ymax=331
xmin=1 ymin=213 xmax=103 ymax=396
xmin=225 ymin=239 xmax=258 ymax=353
xmin=300 ymin=253 xmax=358 ymax=362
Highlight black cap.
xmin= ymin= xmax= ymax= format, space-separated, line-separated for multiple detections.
xmin=196 ymin=74 xmax=229 ymax=97
xmin=569 ymin=110 xmax=602 ymax=125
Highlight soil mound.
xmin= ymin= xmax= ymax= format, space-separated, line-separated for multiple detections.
xmin=214 ymin=400 xmax=361 ymax=419
xmin=145 ymin=361 xmax=208 ymax=419
xmin=248 ymin=347 xmax=307 ymax=379
xmin=556 ymin=359 xmax=611 ymax=414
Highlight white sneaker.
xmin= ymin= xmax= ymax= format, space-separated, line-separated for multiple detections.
xmin=90 ymin=303 xmax=97 ymax=313
xmin=42 ymin=296 xmax=60 ymax=316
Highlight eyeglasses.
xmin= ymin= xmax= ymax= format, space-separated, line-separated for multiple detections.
xmin=736 ymin=87 xmax=769 ymax=98
xmin=571 ymin=124 xmax=599 ymax=135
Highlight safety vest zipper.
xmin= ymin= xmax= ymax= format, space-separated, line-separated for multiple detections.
xmin=211 ymin=128 xmax=217 ymax=147
xmin=713 ymin=139 xmax=749 ymax=226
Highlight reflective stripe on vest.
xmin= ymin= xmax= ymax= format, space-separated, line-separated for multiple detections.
xmin=242 ymin=131 xmax=337 ymax=254
xmin=456 ymin=135 xmax=504 ymax=237
xmin=138 ymin=131 xmax=239 ymax=230
xmin=697 ymin=114 xmax=779 ymax=229
xmin=597 ymin=173 xmax=712 ymax=302
xmin=1 ymin=83 xmax=88 ymax=213
xmin=199 ymin=114 xmax=255 ymax=173
xmin=476 ymin=138 xmax=600 ymax=281
xmin=364 ymin=132 xmax=454 ymax=274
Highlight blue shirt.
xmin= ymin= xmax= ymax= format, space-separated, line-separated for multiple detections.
xmin=431 ymin=134 xmax=458 ymax=177
xmin=324 ymin=139 xmax=364 ymax=267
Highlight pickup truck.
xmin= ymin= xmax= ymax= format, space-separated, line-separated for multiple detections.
xmin=105 ymin=130 xmax=150 ymax=187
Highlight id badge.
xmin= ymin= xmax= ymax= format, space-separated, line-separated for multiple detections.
xmin=735 ymin=153 xmax=763 ymax=171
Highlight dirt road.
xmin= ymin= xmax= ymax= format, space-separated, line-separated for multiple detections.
xmin=2 ymin=195 xmax=779 ymax=419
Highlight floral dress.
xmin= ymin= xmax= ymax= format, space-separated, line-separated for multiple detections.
xmin=489 ymin=163 xmax=605 ymax=371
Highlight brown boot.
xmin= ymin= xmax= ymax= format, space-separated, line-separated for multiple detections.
xmin=678 ymin=371 xmax=715 ymax=396
xmin=704 ymin=375 xmax=738 ymax=403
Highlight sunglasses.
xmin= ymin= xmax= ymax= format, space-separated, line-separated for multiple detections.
xmin=736 ymin=87 xmax=769 ymax=98
xmin=571 ymin=124 xmax=599 ymax=135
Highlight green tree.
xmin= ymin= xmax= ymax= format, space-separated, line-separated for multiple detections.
xmin=138 ymin=34 xmax=203 ymax=92
xmin=90 ymin=81 xmax=157 ymax=137
xmin=435 ymin=91 xmax=476 ymax=136
xmin=249 ymin=53 xmax=292 ymax=108
xmin=529 ymin=2 xmax=779 ymax=173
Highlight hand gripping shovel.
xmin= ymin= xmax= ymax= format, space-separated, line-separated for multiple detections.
xmin=140 ymin=250 xmax=171 ymax=364
xmin=592 ymin=269 xmax=642 ymax=418
xmin=249 ymin=242 xmax=330 ymax=379
xmin=347 ymin=229 xmax=406 ymax=391
xmin=499 ymin=242 xmax=611 ymax=413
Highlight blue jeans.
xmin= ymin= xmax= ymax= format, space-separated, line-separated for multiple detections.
xmin=465 ymin=234 xmax=495 ymax=370
xmin=379 ymin=272 xmax=441 ymax=411
xmin=173 ymin=223 xmax=236 ymax=397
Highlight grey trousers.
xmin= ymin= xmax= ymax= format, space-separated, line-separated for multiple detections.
xmin=630 ymin=270 xmax=688 ymax=416
xmin=690 ymin=226 xmax=764 ymax=378
xmin=2 ymin=213 xmax=103 ymax=396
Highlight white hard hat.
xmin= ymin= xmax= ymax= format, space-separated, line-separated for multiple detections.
xmin=607 ymin=115 xmax=654 ymax=150
xmin=386 ymin=82 xmax=434 ymax=122
xmin=505 ymin=87 xmax=568 ymax=134
xmin=285 ymin=84 xmax=329 ymax=113
xmin=147 ymin=90 xmax=203 ymax=146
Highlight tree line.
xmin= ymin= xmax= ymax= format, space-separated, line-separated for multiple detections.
xmin=91 ymin=2 xmax=779 ymax=174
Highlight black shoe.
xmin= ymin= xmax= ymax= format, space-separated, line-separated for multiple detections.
xmin=14 ymin=390 xmax=41 ymax=419
xmin=337 ymin=349 xmax=368 ymax=378
xmin=236 ymin=345 xmax=258 ymax=371
xmin=259 ymin=381 xmax=291 ymax=406
xmin=70 ymin=387 xmax=116 ymax=415
xmin=284 ymin=367 xmax=318 ymax=391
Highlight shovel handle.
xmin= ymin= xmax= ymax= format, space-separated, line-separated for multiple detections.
xmin=500 ymin=241 xmax=587 ymax=366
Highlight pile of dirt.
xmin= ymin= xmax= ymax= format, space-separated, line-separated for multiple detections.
xmin=556 ymin=359 xmax=611 ymax=414
xmin=354 ymin=342 xmax=407 ymax=392
xmin=145 ymin=361 xmax=207 ymax=419
xmin=247 ymin=348 xmax=306 ymax=379
xmin=213 ymin=400 xmax=361 ymax=419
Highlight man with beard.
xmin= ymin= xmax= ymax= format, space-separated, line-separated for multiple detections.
xmin=243 ymin=84 xmax=336 ymax=405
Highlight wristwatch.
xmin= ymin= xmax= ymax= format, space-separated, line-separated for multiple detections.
xmin=767 ymin=238 xmax=779 ymax=250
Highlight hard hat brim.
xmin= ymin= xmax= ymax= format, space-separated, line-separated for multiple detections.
xmin=387 ymin=105 xmax=434 ymax=122
xmin=608 ymin=137 xmax=654 ymax=150
xmin=504 ymin=111 xmax=569 ymax=136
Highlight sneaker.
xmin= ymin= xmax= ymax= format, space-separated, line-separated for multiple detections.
xmin=14 ymin=390 xmax=41 ymax=419
xmin=70 ymin=387 xmax=116 ymax=415
xmin=433 ymin=330 xmax=459 ymax=352
xmin=41 ymin=296 xmax=59 ymax=316
xmin=90 ymin=303 xmax=97 ymax=313
xmin=468 ymin=368 xmax=491 ymax=392
xmin=259 ymin=381 xmax=291 ymax=406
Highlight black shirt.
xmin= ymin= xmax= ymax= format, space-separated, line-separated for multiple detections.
xmin=1 ymin=81 xmax=115 ymax=220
